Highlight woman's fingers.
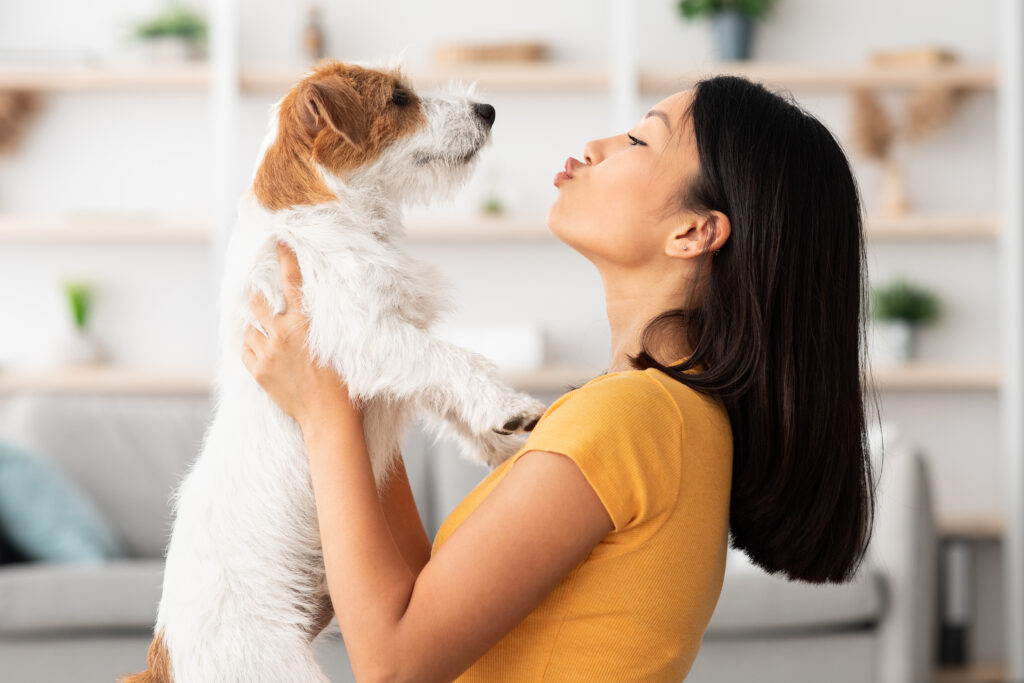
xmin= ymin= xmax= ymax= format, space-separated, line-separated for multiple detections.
xmin=249 ymin=288 xmax=273 ymax=326
xmin=276 ymin=242 xmax=304 ymax=313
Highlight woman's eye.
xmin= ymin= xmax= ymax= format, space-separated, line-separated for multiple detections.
xmin=627 ymin=133 xmax=645 ymax=147
xmin=391 ymin=90 xmax=410 ymax=106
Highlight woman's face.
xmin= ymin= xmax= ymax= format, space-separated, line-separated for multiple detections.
xmin=547 ymin=90 xmax=701 ymax=269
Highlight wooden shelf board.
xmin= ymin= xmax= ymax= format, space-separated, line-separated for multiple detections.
xmin=404 ymin=216 xmax=553 ymax=243
xmin=867 ymin=364 xmax=1001 ymax=391
xmin=934 ymin=664 xmax=1007 ymax=683
xmin=241 ymin=63 xmax=609 ymax=93
xmin=939 ymin=516 xmax=1007 ymax=540
xmin=0 ymin=364 xmax=601 ymax=396
xmin=866 ymin=214 xmax=999 ymax=240
xmin=0 ymin=62 xmax=996 ymax=94
xmin=0 ymin=64 xmax=211 ymax=91
xmin=0 ymin=216 xmax=211 ymax=245
xmin=0 ymin=366 xmax=213 ymax=395
xmin=640 ymin=62 xmax=997 ymax=91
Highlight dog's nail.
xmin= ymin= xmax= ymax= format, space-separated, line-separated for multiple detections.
xmin=523 ymin=417 xmax=540 ymax=432
xmin=492 ymin=428 xmax=513 ymax=436
xmin=502 ymin=417 xmax=521 ymax=431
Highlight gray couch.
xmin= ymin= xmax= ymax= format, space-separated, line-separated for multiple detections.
xmin=0 ymin=392 xmax=936 ymax=682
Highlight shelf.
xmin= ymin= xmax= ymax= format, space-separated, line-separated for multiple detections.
xmin=241 ymin=63 xmax=609 ymax=93
xmin=0 ymin=214 xmax=1000 ymax=245
xmin=939 ymin=516 xmax=1006 ymax=541
xmin=405 ymin=215 xmax=552 ymax=243
xmin=0 ymin=61 xmax=996 ymax=95
xmin=0 ymin=63 xmax=211 ymax=91
xmin=0 ymin=366 xmax=213 ymax=395
xmin=0 ymin=215 xmax=211 ymax=245
xmin=0 ymin=364 xmax=600 ymax=396
xmin=868 ymin=364 xmax=1001 ymax=391
xmin=640 ymin=62 xmax=997 ymax=91
xmin=866 ymin=214 xmax=999 ymax=241
xmin=934 ymin=664 xmax=1007 ymax=683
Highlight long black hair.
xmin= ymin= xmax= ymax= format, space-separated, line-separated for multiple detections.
xmin=629 ymin=75 xmax=878 ymax=584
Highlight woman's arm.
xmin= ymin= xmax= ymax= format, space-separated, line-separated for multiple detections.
xmin=380 ymin=453 xmax=432 ymax=577
xmin=243 ymin=244 xmax=614 ymax=682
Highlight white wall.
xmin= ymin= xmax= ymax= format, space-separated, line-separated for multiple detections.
xmin=0 ymin=0 xmax=1007 ymax=648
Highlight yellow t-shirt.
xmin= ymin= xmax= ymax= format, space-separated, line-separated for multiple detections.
xmin=431 ymin=361 xmax=734 ymax=682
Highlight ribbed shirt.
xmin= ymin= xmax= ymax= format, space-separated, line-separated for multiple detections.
xmin=431 ymin=360 xmax=734 ymax=681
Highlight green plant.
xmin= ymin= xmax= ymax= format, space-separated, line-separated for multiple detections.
xmin=64 ymin=281 xmax=92 ymax=331
xmin=481 ymin=194 xmax=504 ymax=215
xmin=134 ymin=3 xmax=207 ymax=42
xmin=678 ymin=0 xmax=776 ymax=20
xmin=870 ymin=277 xmax=941 ymax=326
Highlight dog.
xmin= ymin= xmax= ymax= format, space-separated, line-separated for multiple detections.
xmin=120 ymin=58 xmax=547 ymax=682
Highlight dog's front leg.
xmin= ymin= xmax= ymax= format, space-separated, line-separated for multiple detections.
xmin=344 ymin=321 xmax=547 ymax=468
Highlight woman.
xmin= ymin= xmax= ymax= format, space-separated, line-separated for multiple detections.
xmin=242 ymin=75 xmax=876 ymax=682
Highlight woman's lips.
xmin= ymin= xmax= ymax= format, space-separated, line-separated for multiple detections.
xmin=554 ymin=157 xmax=576 ymax=187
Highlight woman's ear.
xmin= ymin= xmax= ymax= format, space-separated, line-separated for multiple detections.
xmin=666 ymin=210 xmax=731 ymax=258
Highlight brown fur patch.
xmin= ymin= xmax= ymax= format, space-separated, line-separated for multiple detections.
xmin=118 ymin=630 xmax=173 ymax=683
xmin=254 ymin=59 xmax=426 ymax=211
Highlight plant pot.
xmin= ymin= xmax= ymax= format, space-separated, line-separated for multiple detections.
xmin=870 ymin=319 xmax=916 ymax=366
xmin=143 ymin=36 xmax=205 ymax=63
xmin=712 ymin=9 xmax=754 ymax=61
xmin=58 ymin=328 xmax=104 ymax=366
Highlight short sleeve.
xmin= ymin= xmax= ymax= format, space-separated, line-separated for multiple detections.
xmin=511 ymin=373 xmax=684 ymax=533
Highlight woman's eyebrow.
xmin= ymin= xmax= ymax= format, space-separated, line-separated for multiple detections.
xmin=644 ymin=109 xmax=671 ymax=132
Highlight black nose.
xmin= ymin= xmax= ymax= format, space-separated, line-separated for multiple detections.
xmin=473 ymin=103 xmax=496 ymax=128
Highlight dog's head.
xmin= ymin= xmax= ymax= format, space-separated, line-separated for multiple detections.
xmin=253 ymin=59 xmax=495 ymax=211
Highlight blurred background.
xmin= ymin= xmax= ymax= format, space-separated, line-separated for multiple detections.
xmin=0 ymin=0 xmax=1021 ymax=681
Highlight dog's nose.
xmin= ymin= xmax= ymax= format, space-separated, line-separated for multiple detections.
xmin=473 ymin=103 xmax=496 ymax=128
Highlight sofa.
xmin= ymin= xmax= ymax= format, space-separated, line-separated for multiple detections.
xmin=0 ymin=391 xmax=936 ymax=683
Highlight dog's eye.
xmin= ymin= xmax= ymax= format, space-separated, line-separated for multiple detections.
xmin=391 ymin=89 xmax=410 ymax=106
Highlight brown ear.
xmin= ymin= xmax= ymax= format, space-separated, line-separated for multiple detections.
xmin=299 ymin=76 xmax=366 ymax=149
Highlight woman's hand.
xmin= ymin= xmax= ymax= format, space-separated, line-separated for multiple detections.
xmin=242 ymin=242 xmax=361 ymax=429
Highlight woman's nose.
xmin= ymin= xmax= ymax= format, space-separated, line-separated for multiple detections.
xmin=583 ymin=140 xmax=598 ymax=165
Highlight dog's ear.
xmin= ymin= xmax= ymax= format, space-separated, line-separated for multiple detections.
xmin=299 ymin=76 xmax=366 ymax=149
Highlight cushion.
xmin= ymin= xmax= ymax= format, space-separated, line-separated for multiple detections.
xmin=0 ymin=559 xmax=163 ymax=634
xmin=705 ymin=548 xmax=885 ymax=636
xmin=0 ymin=394 xmax=211 ymax=558
xmin=0 ymin=440 xmax=122 ymax=563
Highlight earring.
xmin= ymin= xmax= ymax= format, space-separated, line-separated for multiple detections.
xmin=682 ymin=246 xmax=688 ymax=251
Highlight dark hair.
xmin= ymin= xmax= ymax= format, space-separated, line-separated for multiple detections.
xmin=628 ymin=75 xmax=878 ymax=584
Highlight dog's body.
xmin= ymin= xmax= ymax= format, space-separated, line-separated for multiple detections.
xmin=122 ymin=60 xmax=545 ymax=682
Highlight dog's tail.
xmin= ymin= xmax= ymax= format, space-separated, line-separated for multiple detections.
xmin=118 ymin=631 xmax=173 ymax=683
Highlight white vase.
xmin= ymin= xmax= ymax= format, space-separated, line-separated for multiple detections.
xmin=870 ymin=319 xmax=915 ymax=366
xmin=58 ymin=328 xmax=104 ymax=365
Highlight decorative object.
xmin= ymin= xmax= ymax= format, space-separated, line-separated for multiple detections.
xmin=676 ymin=0 xmax=776 ymax=61
xmin=302 ymin=3 xmax=326 ymax=62
xmin=0 ymin=439 xmax=123 ymax=562
xmin=0 ymin=90 xmax=41 ymax=155
xmin=869 ymin=277 xmax=942 ymax=365
xmin=848 ymin=47 xmax=967 ymax=217
xmin=58 ymin=281 xmax=104 ymax=365
xmin=433 ymin=41 xmax=548 ymax=64
xmin=133 ymin=2 xmax=208 ymax=62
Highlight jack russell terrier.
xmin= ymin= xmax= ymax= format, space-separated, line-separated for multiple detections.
xmin=121 ymin=57 xmax=547 ymax=682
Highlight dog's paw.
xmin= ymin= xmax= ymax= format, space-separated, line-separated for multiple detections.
xmin=473 ymin=428 xmax=527 ymax=468
xmin=491 ymin=393 xmax=547 ymax=435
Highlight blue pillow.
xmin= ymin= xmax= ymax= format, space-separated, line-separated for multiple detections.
xmin=0 ymin=440 xmax=122 ymax=562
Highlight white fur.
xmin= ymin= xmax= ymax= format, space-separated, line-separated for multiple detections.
xmin=153 ymin=67 xmax=545 ymax=682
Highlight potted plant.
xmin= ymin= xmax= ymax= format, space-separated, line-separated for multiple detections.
xmin=869 ymin=277 xmax=941 ymax=365
xmin=58 ymin=281 xmax=104 ymax=365
xmin=133 ymin=2 xmax=208 ymax=62
xmin=677 ymin=0 xmax=777 ymax=61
